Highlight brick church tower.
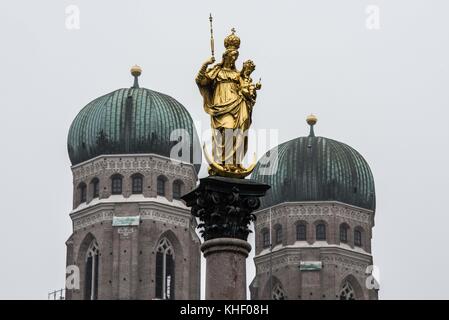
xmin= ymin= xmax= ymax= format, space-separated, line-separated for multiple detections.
xmin=249 ymin=115 xmax=378 ymax=300
xmin=65 ymin=67 xmax=202 ymax=300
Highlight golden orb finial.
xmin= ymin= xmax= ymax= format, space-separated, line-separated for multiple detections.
xmin=306 ymin=114 xmax=317 ymax=137
xmin=130 ymin=65 xmax=142 ymax=77
xmin=130 ymin=65 xmax=142 ymax=88
xmin=306 ymin=114 xmax=317 ymax=126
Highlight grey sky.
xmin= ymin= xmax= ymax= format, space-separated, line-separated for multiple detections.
xmin=0 ymin=0 xmax=448 ymax=299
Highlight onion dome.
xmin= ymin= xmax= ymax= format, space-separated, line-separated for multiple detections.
xmin=251 ymin=115 xmax=375 ymax=210
xmin=67 ymin=66 xmax=201 ymax=171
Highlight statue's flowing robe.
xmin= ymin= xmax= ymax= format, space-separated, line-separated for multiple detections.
xmin=196 ymin=65 xmax=251 ymax=166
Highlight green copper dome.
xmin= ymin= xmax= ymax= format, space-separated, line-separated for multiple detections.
xmin=251 ymin=132 xmax=375 ymax=211
xmin=68 ymin=86 xmax=201 ymax=170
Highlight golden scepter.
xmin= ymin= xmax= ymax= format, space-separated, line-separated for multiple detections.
xmin=209 ymin=13 xmax=214 ymax=58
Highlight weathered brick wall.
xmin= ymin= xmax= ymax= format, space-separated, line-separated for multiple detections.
xmin=251 ymin=202 xmax=376 ymax=300
xmin=66 ymin=154 xmax=201 ymax=300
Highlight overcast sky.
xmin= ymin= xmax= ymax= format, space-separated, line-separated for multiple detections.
xmin=0 ymin=0 xmax=448 ymax=299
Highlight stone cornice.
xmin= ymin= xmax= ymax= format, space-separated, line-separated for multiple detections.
xmin=253 ymin=245 xmax=372 ymax=273
xmin=255 ymin=201 xmax=374 ymax=227
xmin=140 ymin=209 xmax=190 ymax=228
xmin=72 ymin=209 xmax=114 ymax=231
xmin=70 ymin=202 xmax=115 ymax=220
xmin=254 ymin=252 xmax=302 ymax=273
xmin=70 ymin=195 xmax=189 ymax=214
xmin=139 ymin=199 xmax=191 ymax=216
xmin=254 ymin=245 xmax=371 ymax=262
xmin=71 ymin=153 xmax=197 ymax=183
xmin=70 ymin=198 xmax=195 ymax=231
xmin=321 ymin=254 xmax=372 ymax=273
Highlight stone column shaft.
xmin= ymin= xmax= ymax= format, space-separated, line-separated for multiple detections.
xmin=201 ymin=238 xmax=251 ymax=300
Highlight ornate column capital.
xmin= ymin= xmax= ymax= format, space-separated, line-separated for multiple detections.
xmin=182 ymin=176 xmax=270 ymax=241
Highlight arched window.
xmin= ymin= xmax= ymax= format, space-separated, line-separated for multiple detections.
xmin=272 ymin=283 xmax=286 ymax=300
xmin=111 ymin=174 xmax=122 ymax=195
xmin=340 ymin=224 xmax=349 ymax=243
xmin=91 ymin=178 xmax=99 ymax=198
xmin=157 ymin=176 xmax=167 ymax=196
xmin=173 ymin=180 xmax=183 ymax=200
xmin=316 ymin=223 xmax=326 ymax=241
xmin=339 ymin=281 xmax=355 ymax=300
xmin=85 ymin=240 xmax=99 ymax=300
xmin=354 ymin=229 xmax=362 ymax=247
xmin=262 ymin=229 xmax=270 ymax=248
xmin=79 ymin=183 xmax=87 ymax=203
xmin=132 ymin=174 xmax=143 ymax=194
xmin=296 ymin=223 xmax=307 ymax=241
xmin=275 ymin=225 xmax=283 ymax=245
xmin=155 ymin=238 xmax=175 ymax=300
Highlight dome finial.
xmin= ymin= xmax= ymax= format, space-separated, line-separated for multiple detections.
xmin=130 ymin=65 xmax=142 ymax=88
xmin=306 ymin=114 xmax=317 ymax=137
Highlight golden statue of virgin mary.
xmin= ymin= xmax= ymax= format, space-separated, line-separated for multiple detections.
xmin=196 ymin=28 xmax=261 ymax=178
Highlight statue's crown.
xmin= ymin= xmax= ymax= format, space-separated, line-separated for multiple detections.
xmin=224 ymin=28 xmax=240 ymax=50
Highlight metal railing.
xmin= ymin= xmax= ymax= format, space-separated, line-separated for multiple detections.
xmin=48 ymin=289 xmax=65 ymax=300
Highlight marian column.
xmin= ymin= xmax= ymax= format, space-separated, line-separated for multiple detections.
xmin=183 ymin=177 xmax=269 ymax=300
xmin=183 ymin=23 xmax=269 ymax=300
